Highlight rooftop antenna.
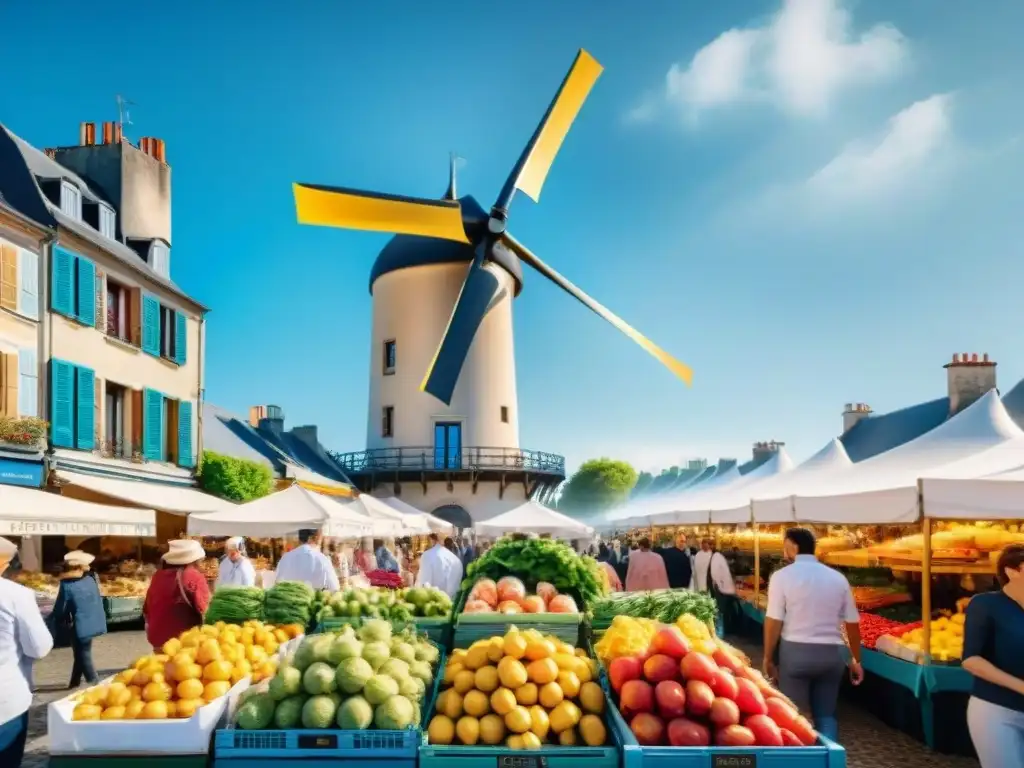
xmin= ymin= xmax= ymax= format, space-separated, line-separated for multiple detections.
xmin=444 ymin=152 xmax=465 ymax=200
xmin=116 ymin=94 xmax=136 ymax=137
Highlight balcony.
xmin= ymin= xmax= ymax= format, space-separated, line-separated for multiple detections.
xmin=329 ymin=446 xmax=566 ymax=495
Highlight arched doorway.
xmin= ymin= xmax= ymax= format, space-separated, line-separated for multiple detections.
xmin=431 ymin=504 xmax=472 ymax=531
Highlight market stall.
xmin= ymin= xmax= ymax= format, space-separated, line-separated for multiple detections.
xmin=474 ymin=501 xmax=595 ymax=538
xmin=379 ymin=495 xmax=455 ymax=534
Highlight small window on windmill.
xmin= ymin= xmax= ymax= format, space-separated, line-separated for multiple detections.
xmin=500 ymin=406 xmax=509 ymax=423
xmin=382 ymin=406 xmax=394 ymax=438
xmin=383 ymin=340 xmax=396 ymax=375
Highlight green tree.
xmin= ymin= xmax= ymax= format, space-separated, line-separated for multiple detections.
xmin=197 ymin=450 xmax=273 ymax=502
xmin=558 ymin=458 xmax=638 ymax=516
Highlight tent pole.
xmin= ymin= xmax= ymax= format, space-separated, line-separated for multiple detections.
xmin=920 ymin=478 xmax=932 ymax=664
xmin=752 ymin=502 xmax=760 ymax=610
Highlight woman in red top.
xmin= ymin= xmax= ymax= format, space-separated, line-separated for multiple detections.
xmin=143 ymin=540 xmax=210 ymax=650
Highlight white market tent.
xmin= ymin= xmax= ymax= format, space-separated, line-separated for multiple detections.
xmin=347 ymin=494 xmax=429 ymax=535
xmin=379 ymin=496 xmax=455 ymax=533
xmin=187 ymin=485 xmax=373 ymax=538
xmin=475 ymin=501 xmax=594 ymax=538
xmin=793 ymin=390 xmax=1024 ymax=524
xmin=55 ymin=470 xmax=236 ymax=515
xmin=0 ymin=484 xmax=157 ymax=537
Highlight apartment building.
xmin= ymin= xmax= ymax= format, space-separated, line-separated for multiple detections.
xmin=0 ymin=120 xmax=220 ymax=512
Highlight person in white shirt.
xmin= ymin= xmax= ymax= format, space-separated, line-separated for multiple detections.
xmin=692 ymin=539 xmax=712 ymax=591
xmin=415 ymin=533 xmax=464 ymax=597
xmin=763 ymin=527 xmax=864 ymax=743
xmin=275 ymin=529 xmax=340 ymax=592
xmin=0 ymin=536 xmax=54 ymax=765
xmin=216 ymin=537 xmax=256 ymax=589
xmin=696 ymin=538 xmax=737 ymax=635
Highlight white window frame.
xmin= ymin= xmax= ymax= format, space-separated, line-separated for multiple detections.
xmin=60 ymin=181 xmax=82 ymax=219
xmin=18 ymin=347 xmax=38 ymax=417
xmin=98 ymin=203 xmax=116 ymax=239
xmin=105 ymin=382 xmax=126 ymax=455
xmin=150 ymin=242 xmax=170 ymax=278
xmin=16 ymin=247 xmax=39 ymax=320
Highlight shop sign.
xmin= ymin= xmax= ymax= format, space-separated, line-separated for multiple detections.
xmin=0 ymin=458 xmax=44 ymax=488
xmin=0 ymin=519 xmax=156 ymax=537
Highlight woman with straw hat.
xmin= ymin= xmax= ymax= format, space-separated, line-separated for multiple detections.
xmin=0 ymin=537 xmax=52 ymax=766
xmin=143 ymin=540 xmax=211 ymax=650
xmin=50 ymin=551 xmax=106 ymax=688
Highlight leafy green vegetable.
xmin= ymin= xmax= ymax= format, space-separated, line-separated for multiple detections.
xmin=462 ymin=538 xmax=607 ymax=607
xmin=590 ymin=588 xmax=716 ymax=624
xmin=205 ymin=586 xmax=265 ymax=624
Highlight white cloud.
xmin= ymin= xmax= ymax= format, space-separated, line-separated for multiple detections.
xmin=633 ymin=0 xmax=907 ymax=122
xmin=807 ymin=94 xmax=953 ymax=197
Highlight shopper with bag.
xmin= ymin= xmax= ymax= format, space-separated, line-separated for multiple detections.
xmin=49 ymin=551 xmax=107 ymax=688
xmin=143 ymin=540 xmax=210 ymax=650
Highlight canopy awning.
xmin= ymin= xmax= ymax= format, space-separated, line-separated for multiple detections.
xmin=475 ymin=501 xmax=594 ymax=538
xmin=56 ymin=470 xmax=236 ymax=515
xmin=379 ymin=496 xmax=455 ymax=533
xmin=0 ymin=484 xmax=156 ymax=537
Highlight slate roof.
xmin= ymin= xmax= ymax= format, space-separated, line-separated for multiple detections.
xmin=839 ymin=397 xmax=950 ymax=463
xmin=202 ymin=403 xmax=352 ymax=486
xmin=0 ymin=123 xmax=206 ymax=310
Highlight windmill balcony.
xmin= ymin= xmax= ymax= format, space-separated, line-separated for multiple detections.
xmin=328 ymin=446 xmax=566 ymax=494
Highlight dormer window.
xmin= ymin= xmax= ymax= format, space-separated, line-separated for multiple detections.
xmin=150 ymin=242 xmax=170 ymax=278
xmin=60 ymin=181 xmax=82 ymax=219
xmin=98 ymin=203 xmax=116 ymax=239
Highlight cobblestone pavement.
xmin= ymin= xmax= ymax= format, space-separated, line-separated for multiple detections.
xmin=21 ymin=630 xmax=980 ymax=767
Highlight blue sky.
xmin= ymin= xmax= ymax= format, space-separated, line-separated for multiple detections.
xmin=3 ymin=0 xmax=1024 ymax=474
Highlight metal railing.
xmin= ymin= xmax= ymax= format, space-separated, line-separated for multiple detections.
xmin=329 ymin=446 xmax=566 ymax=475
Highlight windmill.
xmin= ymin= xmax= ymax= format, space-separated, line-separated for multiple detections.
xmin=293 ymin=49 xmax=692 ymax=406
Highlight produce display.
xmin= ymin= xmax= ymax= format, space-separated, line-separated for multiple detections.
xmin=595 ymin=615 xmax=729 ymax=662
xmin=891 ymin=599 xmax=970 ymax=662
xmin=366 ymin=570 xmax=404 ymax=588
xmin=234 ymin=620 xmax=440 ymax=731
xmin=854 ymin=613 xmax=921 ymax=650
xmin=13 ymin=571 xmax=59 ymax=597
xmin=591 ymin=590 xmax=717 ymax=626
xmin=426 ymin=628 xmax=608 ymax=749
xmin=464 ymin=577 xmax=579 ymax=615
xmin=264 ymin=581 xmax=316 ymax=627
xmin=463 ymin=538 xmax=606 ymax=609
xmin=205 ymin=587 xmax=266 ymax=624
xmin=850 ymin=586 xmax=911 ymax=611
xmin=604 ymin=622 xmax=818 ymax=748
xmin=317 ymin=585 xmax=453 ymax=623
xmin=69 ymin=620 xmax=301 ymax=721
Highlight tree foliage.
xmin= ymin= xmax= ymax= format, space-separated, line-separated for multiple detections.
xmin=558 ymin=457 xmax=638 ymax=515
xmin=197 ymin=450 xmax=274 ymax=502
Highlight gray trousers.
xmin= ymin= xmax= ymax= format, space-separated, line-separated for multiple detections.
xmin=967 ymin=696 xmax=1024 ymax=768
xmin=778 ymin=640 xmax=847 ymax=740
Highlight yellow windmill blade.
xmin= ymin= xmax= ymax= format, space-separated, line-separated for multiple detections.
xmin=293 ymin=183 xmax=470 ymax=243
xmin=501 ymin=50 xmax=604 ymax=205
xmin=503 ymin=233 xmax=693 ymax=386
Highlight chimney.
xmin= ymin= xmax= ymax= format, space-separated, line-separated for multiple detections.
xmin=248 ymin=405 xmax=267 ymax=428
xmin=255 ymin=404 xmax=285 ymax=434
xmin=49 ymin=123 xmax=172 ymax=246
xmin=842 ymin=402 xmax=873 ymax=433
xmin=290 ymin=425 xmax=319 ymax=448
xmin=752 ymin=441 xmax=783 ymax=463
xmin=944 ymin=352 xmax=997 ymax=415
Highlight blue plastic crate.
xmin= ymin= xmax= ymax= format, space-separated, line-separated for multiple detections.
xmin=214 ymin=641 xmax=444 ymax=766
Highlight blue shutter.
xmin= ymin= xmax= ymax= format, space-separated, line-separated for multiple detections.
xmin=17 ymin=348 xmax=38 ymax=417
xmin=50 ymin=360 xmax=75 ymax=448
xmin=141 ymin=294 xmax=160 ymax=356
xmin=178 ymin=400 xmax=194 ymax=468
xmin=75 ymin=257 xmax=96 ymax=326
xmin=143 ymin=388 xmax=163 ymax=460
xmin=51 ymin=246 xmax=74 ymax=316
xmin=75 ymin=366 xmax=95 ymax=450
xmin=174 ymin=311 xmax=187 ymax=365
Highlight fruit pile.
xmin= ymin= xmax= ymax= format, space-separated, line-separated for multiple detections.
xmin=595 ymin=614 xmax=724 ymax=663
xmin=427 ymin=628 xmax=607 ymax=749
xmin=235 ymin=619 xmax=440 ymax=731
xmin=463 ymin=577 xmax=579 ymax=614
xmin=70 ymin=620 xmax=302 ymax=721
xmin=317 ymin=586 xmax=453 ymax=623
xmin=607 ymin=624 xmax=818 ymax=748
xmin=896 ymin=607 xmax=966 ymax=662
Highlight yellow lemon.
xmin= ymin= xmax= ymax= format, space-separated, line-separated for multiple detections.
xmin=428 ymin=715 xmax=456 ymax=745
xmin=490 ymin=688 xmax=517 ymax=717
xmin=176 ymin=699 xmax=203 ymax=719
xmin=124 ymin=700 xmax=146 ymax=720
xmin=559 ymin=728 xmax=578 ymax=746
xmin=503 ymin=631 xmax=527 ymax=660
xmin=443 ymin=662 xmax=465 ymax=686
xmin=474 ymin=666 xmax=499 ymax=693
xmin=529 ymin=705 xmax=550 ymax=740
xmin=479 ymin=713 xmax=506 ymax=745
xmin=204 ymin=681 xmax=231 ymax=701
xmin=578 ymin=714 xmax=607 ymax=746
xmin=177 ymin=679 xmax=205 ymax=700
xmin=464 ymin=646 xmax=490 ymax=671
xmin=504 ymin=705 xmax=532 ymax=734
xmin=142 ymin=682 xmax=172 ymax=703
xmin=527 ymin=658 xmax=558 ymax=685
xmin=549 ymin=701 xmax=581 ymax=734
xmin=553 ymin=654 xmax=578 ymax=671
xmin=579 ymin=682 xmax=605 ymax=714
xmin=520 ymin=732 xmax=542 ymax=750
xmin=141 ymin=701 xmax=169 ymax=720
xmin=72 ymin=704 xmax=102 ymax=721
xmin=524 ymin=639 xmax=555 ymax=661
xmin=463 ymin=690 xmax=490 ymax=718
xmin=456 ymin=716 xmax=481 ymax=745
xmin=442 ymin=690 xmax=465 ymax=720
xmin=515 ymin=683 xmax=538 ymax=706
xmin=486 ymin=637 xmax=506 ymax=664
xmin=539 ymin=682 xmax=564 ymax=709
xmin=453 ymin=669 xmax=476 ymax=695
xmin=100 ymin=706 xmax=125 ymax=720
xmin=506 ymin=735 xmax=525 ymax=750
xmin=497 ymin=657 xmax=528 ymax=689
xmin=557 ymin=670 xmax=581 ymax=698
xmin=161 ymin=638 xmax=182 ymax=657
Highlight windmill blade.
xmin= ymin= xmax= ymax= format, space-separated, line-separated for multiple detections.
xmin=420 ymin=248 xmax=504 ymax=405
xmin=495 ymin=50 xmax=603 ymax=209
xmin=293 ymin=183 xmax=470 ymax=243
xmin=503 ymin=233 xmax=693 ymax=387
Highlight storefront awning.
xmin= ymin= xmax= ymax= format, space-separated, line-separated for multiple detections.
xmin=56 ymin=471 xmax=236 ymax=515
xmin=0 ymin=484 xmax=156 ymax=537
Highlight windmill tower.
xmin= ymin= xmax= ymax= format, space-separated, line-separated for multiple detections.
xmin=308 ymin=51 xmax=693 ymax=526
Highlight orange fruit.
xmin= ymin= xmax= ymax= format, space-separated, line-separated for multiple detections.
xmin=203 ymin=660 xmax=233 ymax=683
xmin=100 ymin=706 xmax=126 ymax=720
xmin=203 ymin=681 xmax=231 ymax=701
xmin=177 ymin=679 xmax=205 ymax=700
xmin=195 ymin=640 xmax=222 ymax=666
xmin=142 ymin=682 xmax=172 ymax=703
xmin=526 ymin=658 xmax=558 ymax=685
xmin=72 ymin=704 xmax=102 ymax=721
xmin=175 ymin=698 xmax=203 ymax=719
xmin=514 ymin=683 xmax=538 ymax=706
xmin=105 ymin=683 xmax=132 ymax=708
xmin=141 ymin=701 xmax=169 ymax=720
xmin=124 ymin=700 xmax=145 ymax=720
xmin=538 ymin=682 xmax=564 ymax=709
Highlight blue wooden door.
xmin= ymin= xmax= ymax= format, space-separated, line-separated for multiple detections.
xmin=433 ymin=422 xmax=462 ymax=469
